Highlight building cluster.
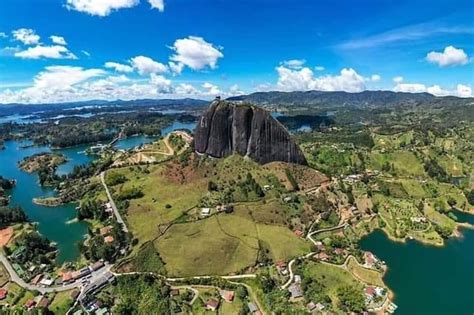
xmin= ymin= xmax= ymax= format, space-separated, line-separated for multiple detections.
xmin=200 ymin=204 xmax=234 ymax=217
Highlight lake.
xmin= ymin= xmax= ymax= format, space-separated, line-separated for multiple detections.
xmin=0 ymin=119 xmax=196 ymax=263
xmin=359 ymin=227 xmax=474 ymax=315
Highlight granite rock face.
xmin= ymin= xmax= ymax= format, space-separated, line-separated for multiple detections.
xmin=194 ymin=100 xmax=307 ymax=165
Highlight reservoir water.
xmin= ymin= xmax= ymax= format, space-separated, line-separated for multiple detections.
xmin=0 ymin=119 xmax=196 ymax=263
xmin=359 ymin=227 xmax=474 ymax=315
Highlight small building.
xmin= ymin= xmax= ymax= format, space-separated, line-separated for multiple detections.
xmin=219 ymin=290 xmax=235 ymax=302
xmin=37 ymin=297 xmax=50 ymax=308
xmin=90 ymin=261 xmax=105 ymax=271
xmin=0 ymin=288 xmax=8 ymax=300
xmin=314 ymin=252 xmax=330 ymax=261
xmin=365 ymin=286 xmax=376 ymax=300
xmin=100 ymin=226 xmax=113 ymax=236
xmin=39 ymin=278 xmax=54 ymax=286
xmin=25 ymin=299 xmax=36 ymax=310
xmin=31 ymin=274 xmax=43 ymax=285
xmin=248 ymin=302 xmax=259 ymax=313
xmin=294 ymin=275 xmax=302 ymax=284
xmin=294 ymin=229 xmax=303 ymax=237
xmin=306 ymin=301 xmax=317 ymax=312
xmin=200 ymin=208 xmax=211 ymax=216
xmin=363 ymin=251 xmax=378 ymax=268
xmin=96 ymin=308 xmax=109 ymax=315
xmin=104 ymin=236 xmax=115 ymax=244
xmin=205 ymin=298 xmax=220 ymax=311
xmin=288 ymin=283 xmax=303 ymax=299
xmin=170 ymin=289 xmax=180 ymax=297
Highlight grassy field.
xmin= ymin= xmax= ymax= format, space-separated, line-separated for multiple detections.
xmin=155 ymin=213 xmax=309 ymax=276
xmin=300 ymin=261 xmax=363 ymax=309
xmin=369 ymin=151 xmax=425 ymax=177
xmin=107 ymin=165 xmax=208 ymax=245
xmin=346 ymin=256 xmax=385 ymax=287
xmin=49 ymin=290 xmax=74 ymax=314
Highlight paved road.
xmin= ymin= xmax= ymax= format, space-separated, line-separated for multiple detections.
xmin=100 ymin=171 xmax=129 ymax=233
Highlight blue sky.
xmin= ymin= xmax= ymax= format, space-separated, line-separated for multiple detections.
xmin=0 ymin=0 xmax=473 ymax=103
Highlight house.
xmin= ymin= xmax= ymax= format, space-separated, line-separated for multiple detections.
xmin=275 ymin=261 xmax=288 ymax=275
xmin=363 ymin=251 xmax=378 ymax=268
xmin=37 ymin=297 xmax=50 ymax=308
xmin=90 ymin=261 xmax=105 ymax=271
xmin=314 ymin=241 xmax=325 ymax=252
xmin=365 ymin=286 xmax=376 ymax=300
xmin=31 ymin=274 xmax=43 ymax=285
xmin=201 ymin=208 xmax=211 ymax=216
xmin=219 ymin=290 xmax=235 ymax=302
xmin=288 ymin=283 xmax=303 ymax=299
xmin=315 ymin=303 xmax=325 ymax=311
xmin=96 ymin=308 xmax=109 ymax=315
xmin=248 ymin=302 xmax=259 ymax=313
xmin=294 ymin=229 xmax=303 ymax=237
xmin=294 ymin=275 xmax=302 ymax=284
xmin=39 ymin=278 xmax=54 ymax=286
xmin=205 ymin=298 xmax=220 ymax=311
xmin=25 ymin=299 xmax=36 ymax=310
xmin=307 ymin=301 xmax=317 ymax=312
xmin=314 ymin=252 xmax=330 ymax=261
xmin=104 ymin=236 xmax=115 ymax=244
xmin=100 ymin=226 xmax=113 ymax=236
xmin=0 ymin=288 xmax=7 ymax=300
xmin=170 ymin=289 xmax=180 ymax=297
xmin=334 ymin=248 xmax=345 ymax=255
xmin=283 ymin=196 xmax=292 ymax=203
xmin=62 ymin=271 xmax=73 ymax=283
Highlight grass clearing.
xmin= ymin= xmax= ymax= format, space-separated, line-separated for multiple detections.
xmin=346 ymin=256 xmax=385 ymax=287
xmin=49 ymin=290 xmax=74 ymax=314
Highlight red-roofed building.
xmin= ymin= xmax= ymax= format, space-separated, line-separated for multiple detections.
xmin=294 ymin=229 xmax=303 ymax=237
xmin=314 ymin=252 xmax=330 ymax=261
xmin=62 ymin=271 xmax=73 ymax=283
xmin=104 ymin=236 xmax=114 ymax=244
xmin=31 ymin=274 xmax=43 ymax=285
xmin=37 ymin=297 xmax=50 ymax=308
xmin=205 ymin=299 xmax=220 ymax=311
xmin=220 ymin=290 xmax=235 ymax=302
xmin=0 ymin=288 xmax=7 ymax=300
xmin=365 ymin=286 xmax=376 ymax=297
xmin=25 ymin=299 xmax=36 ymax=310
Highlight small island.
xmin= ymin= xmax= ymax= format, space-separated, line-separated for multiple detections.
xmin=18 ymin=152 xmax=66 ymax=186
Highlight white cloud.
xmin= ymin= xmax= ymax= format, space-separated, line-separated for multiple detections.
xmin=229 ymin=84 xmax=244 ymax=95
xmin=130 ymin=55 xmax=168 ymax=75
xmin=50 ymin=35 xmax=67 ymax=45
xmin=14 ymin=45 xmax=77 ymax=59
xmin=148 ymin=0 xmax=164 ymax=11
xmin=168 ymin=61 xmax=184 ymax=75
xmin=0 ymin=46 xmax=21 ymax=56
xmin=170 ymin=36 xmax=223 ymax=71
xmin=456 ymin=84 xmax=472 ymax=97
xmin=175 ymin=83 xmax=200 ymax=95
xmin=281 ymin=59 xmax=306 ymax=69
xmin=426 ymin=46 xmax=469 ymax=67
xmin=33 ymin=66 xmax=105 ymax=90
xmin=0 ymin=32 xmax=7 ymax=39
xmin=82 ymin=50 xmax=91 ymax=57
xmin=370 ymin=74 xmax=381 ymax=82
xmin=394 ymin=81 xmax=472 ymax=97
xmin=393 ymin=76 xmax=404 ymax=83
xmin=276 ymin=66 xmax=366 ymax=92
xmin=394 ymin=83 xmax=427 ymax=93
xmin=66 ymin=0 xmax=139 ymax=16
xmin=12 ymin=28 xmax=40 ymax=45
xmin=104 ymin=61 xmax=134 ymax=73
xmin=149 ymin=73 xmax=173 ymax=93
xmin=202 ymin=82 xmax=222 ymax=95
xmin=314 ymin=66 xmax=325 ymax=71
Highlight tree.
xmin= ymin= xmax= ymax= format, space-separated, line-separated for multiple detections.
xmin=337 ymin=285 xmax=365 ymax=313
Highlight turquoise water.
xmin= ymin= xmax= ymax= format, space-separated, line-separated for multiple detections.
xmin=359 ymin=227 xmax=474 ymax=315
xmin=0 ymin=140 xmax=89 ymax=263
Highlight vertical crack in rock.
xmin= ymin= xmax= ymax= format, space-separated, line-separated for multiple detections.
xmin=194 ymin=100 xmax=307 ymax=165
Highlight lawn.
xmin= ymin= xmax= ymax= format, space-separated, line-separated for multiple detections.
xmin=49 ymin=290 xmax=74 ymax=314
xmin=346 ymin=256 xmax=385 ymax=287
xmin=155 ymin=215 xmax=258 ymax=276
xmin=155 ymin=213 xmax=309 ymax=276
xmin=300 ymin=261 xmax=363 ymax=309
xmin=107 ymin=165 xmax=208 ymax=245
xmin=369 ymin=151 xmax=425 ymax=177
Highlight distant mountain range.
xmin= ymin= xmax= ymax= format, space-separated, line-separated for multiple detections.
xmin=0 ymin=98 xmax=209 ymax=117
xmin=227 ymin=90 xmax=473 ymax=108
